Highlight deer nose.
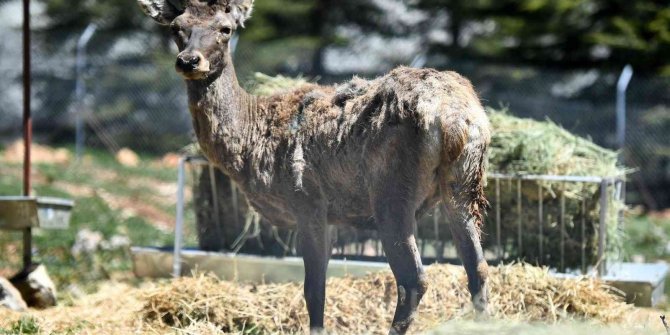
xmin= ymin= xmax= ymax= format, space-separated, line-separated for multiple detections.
xmin=176 ymin=53 xmax=201 ymax=71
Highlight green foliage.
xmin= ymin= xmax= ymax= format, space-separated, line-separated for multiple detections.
xmin=38 ymin=0 xmax=148 ymax=30
xmin=242 ymin=0 xmax=317 ymax=42
xmin=586 ymin=2 xmax=670 ymax=70
xmin=417 ymin=0 xmax=670 ymax=74
xmin=623 ymin=213 xmax=670 ymax=261
xmin=34 ymin=0 xmax=670 ymax=74
xmin=622 ymin=212 xmax=670 ymax=298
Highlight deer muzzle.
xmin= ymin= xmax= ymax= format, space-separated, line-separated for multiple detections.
xmin=176 ymin=51 xmax=210 ymax=80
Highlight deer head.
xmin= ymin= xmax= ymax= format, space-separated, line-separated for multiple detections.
xmin=137 ymin=0 xmax=254 ymax=80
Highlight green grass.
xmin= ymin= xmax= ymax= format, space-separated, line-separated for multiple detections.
xmin=623 ymin=212 xmax=670 ymax=262
xmin=0 ymin=147 xmax=176 ymax=291
xmin=0 ymin=317 xmax=40 ymax=335
xmin=621 ymin=211 xmax=670 ymax=302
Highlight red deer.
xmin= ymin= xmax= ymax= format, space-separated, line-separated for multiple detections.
xmin=137 ymin=0 xmax=491 ymax=333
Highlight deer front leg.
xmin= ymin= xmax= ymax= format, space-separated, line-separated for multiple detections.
xmin=297 ymin=208 xmax=331 ymax=334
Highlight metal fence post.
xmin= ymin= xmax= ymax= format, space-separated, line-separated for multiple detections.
xmin=208 ymin=165 xmax=224 ymax=246
xmin=22 ymin=0 xmax=32 ymax=269
xmin=560 ymin=183 xmax=566 ymax=272
xmin=173 ymin=157 xmax=187 ymax=277
xmin=598 ymin=179 xmax=609 ymax=276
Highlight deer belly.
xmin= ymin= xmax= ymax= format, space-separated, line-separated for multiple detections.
xmin=246 ymin=195 xmax=297 ymax=228
xmin=322 ymin=176 xmax=372 ymax=226
xmin=326 ymin=193 xmax=372 ymax=226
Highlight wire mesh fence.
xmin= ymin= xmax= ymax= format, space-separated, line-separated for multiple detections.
xmin=0 ymin=28 xmax=191 ymax=154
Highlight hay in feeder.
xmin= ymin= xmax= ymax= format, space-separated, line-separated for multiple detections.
xmin=140 ymin=264 xmax=630 ymax=334
xmin=487 ymin=109 xmax=622 ymax=178
xmin=480 ymin=109 xmax=626 ymax=269
xmin=246 ymin=72 xmax=309 ymax=96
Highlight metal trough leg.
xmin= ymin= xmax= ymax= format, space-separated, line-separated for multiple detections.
xmin=495 ymin=177 xmax=502 ymax=262
xmin=581 ymin=197 xmax=587 ymax=274
xmin=517 ymin=179 xmax=522 ymax=257
xmin=538 ymin=183 xmax=543 ymax=265
xmin=23 ymin=228 xmax=31 ymax=268
xmin=560 ymin=183 xmax=566 ymax=272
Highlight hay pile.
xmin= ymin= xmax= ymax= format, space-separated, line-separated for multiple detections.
xmin=141 ymin=264 xmax=630 ymax=334
xmin=0 ymin=281 xmax=146 ymax=334
xmin=246 ymin=72 xmax=308 ymax=96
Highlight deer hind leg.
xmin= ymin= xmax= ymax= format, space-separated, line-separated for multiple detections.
xmin=374 ymin=197 xmax=427 ymax=335
xmin=440 ymin=176 xmax=489 ymax=312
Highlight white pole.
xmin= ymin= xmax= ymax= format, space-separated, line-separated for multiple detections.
xmin=616 ymin=65 xmax=633 ymax=152
xmin=75 ymin=23 xmax=97 ymax=160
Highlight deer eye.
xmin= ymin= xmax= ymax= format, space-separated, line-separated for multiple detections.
xmin=221 ymin=26 xmax=232 ymax=35
xmin=225 ymin=6 xmax=231 ymax=13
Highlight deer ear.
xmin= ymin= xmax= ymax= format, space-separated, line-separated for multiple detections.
xmin=232 ymin=0 xmax=254 ymax=28
xmin=137 ymin=0 xmax=185 ymax=25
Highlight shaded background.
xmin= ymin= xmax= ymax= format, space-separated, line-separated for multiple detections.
xmin=0 ymin=0 xmax=669 ymax=209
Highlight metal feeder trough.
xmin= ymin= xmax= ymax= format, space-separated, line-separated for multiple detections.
xmin=131 ymin=247 xmax=389 ymax=283
xmin=0 ymin=196 xmax=39 ymax=230
xmin=36 ymin=197 xmax=74 ymax=230
xmin=603 ymin=262 xmax=669 ymax=307
xmin=0 ymin=196 xmax=74 ymax=230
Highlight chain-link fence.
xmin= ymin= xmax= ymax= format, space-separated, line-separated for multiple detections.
xmin=0 ymin=27 xmax=190 ymax=154
xmin=0 ymin=26 xmax=668 ymax=208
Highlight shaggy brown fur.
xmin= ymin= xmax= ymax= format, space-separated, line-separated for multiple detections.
xmin=137 ymin=0 xmax=491 ymax=333
xmin=246 ymin=68 xmax=490 ymax=229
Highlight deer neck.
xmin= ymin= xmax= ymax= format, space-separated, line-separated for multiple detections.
xmin=185 ymin=53 xmax=258 ymax=181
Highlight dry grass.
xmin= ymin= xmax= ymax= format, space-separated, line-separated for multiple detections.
xmin=141 ymin=263 xmax=632 ymax=334
xmin=0 ymin=263 xmax=648 ymax=334
xmin=0 ymin=281 xmax=148 ymax=334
